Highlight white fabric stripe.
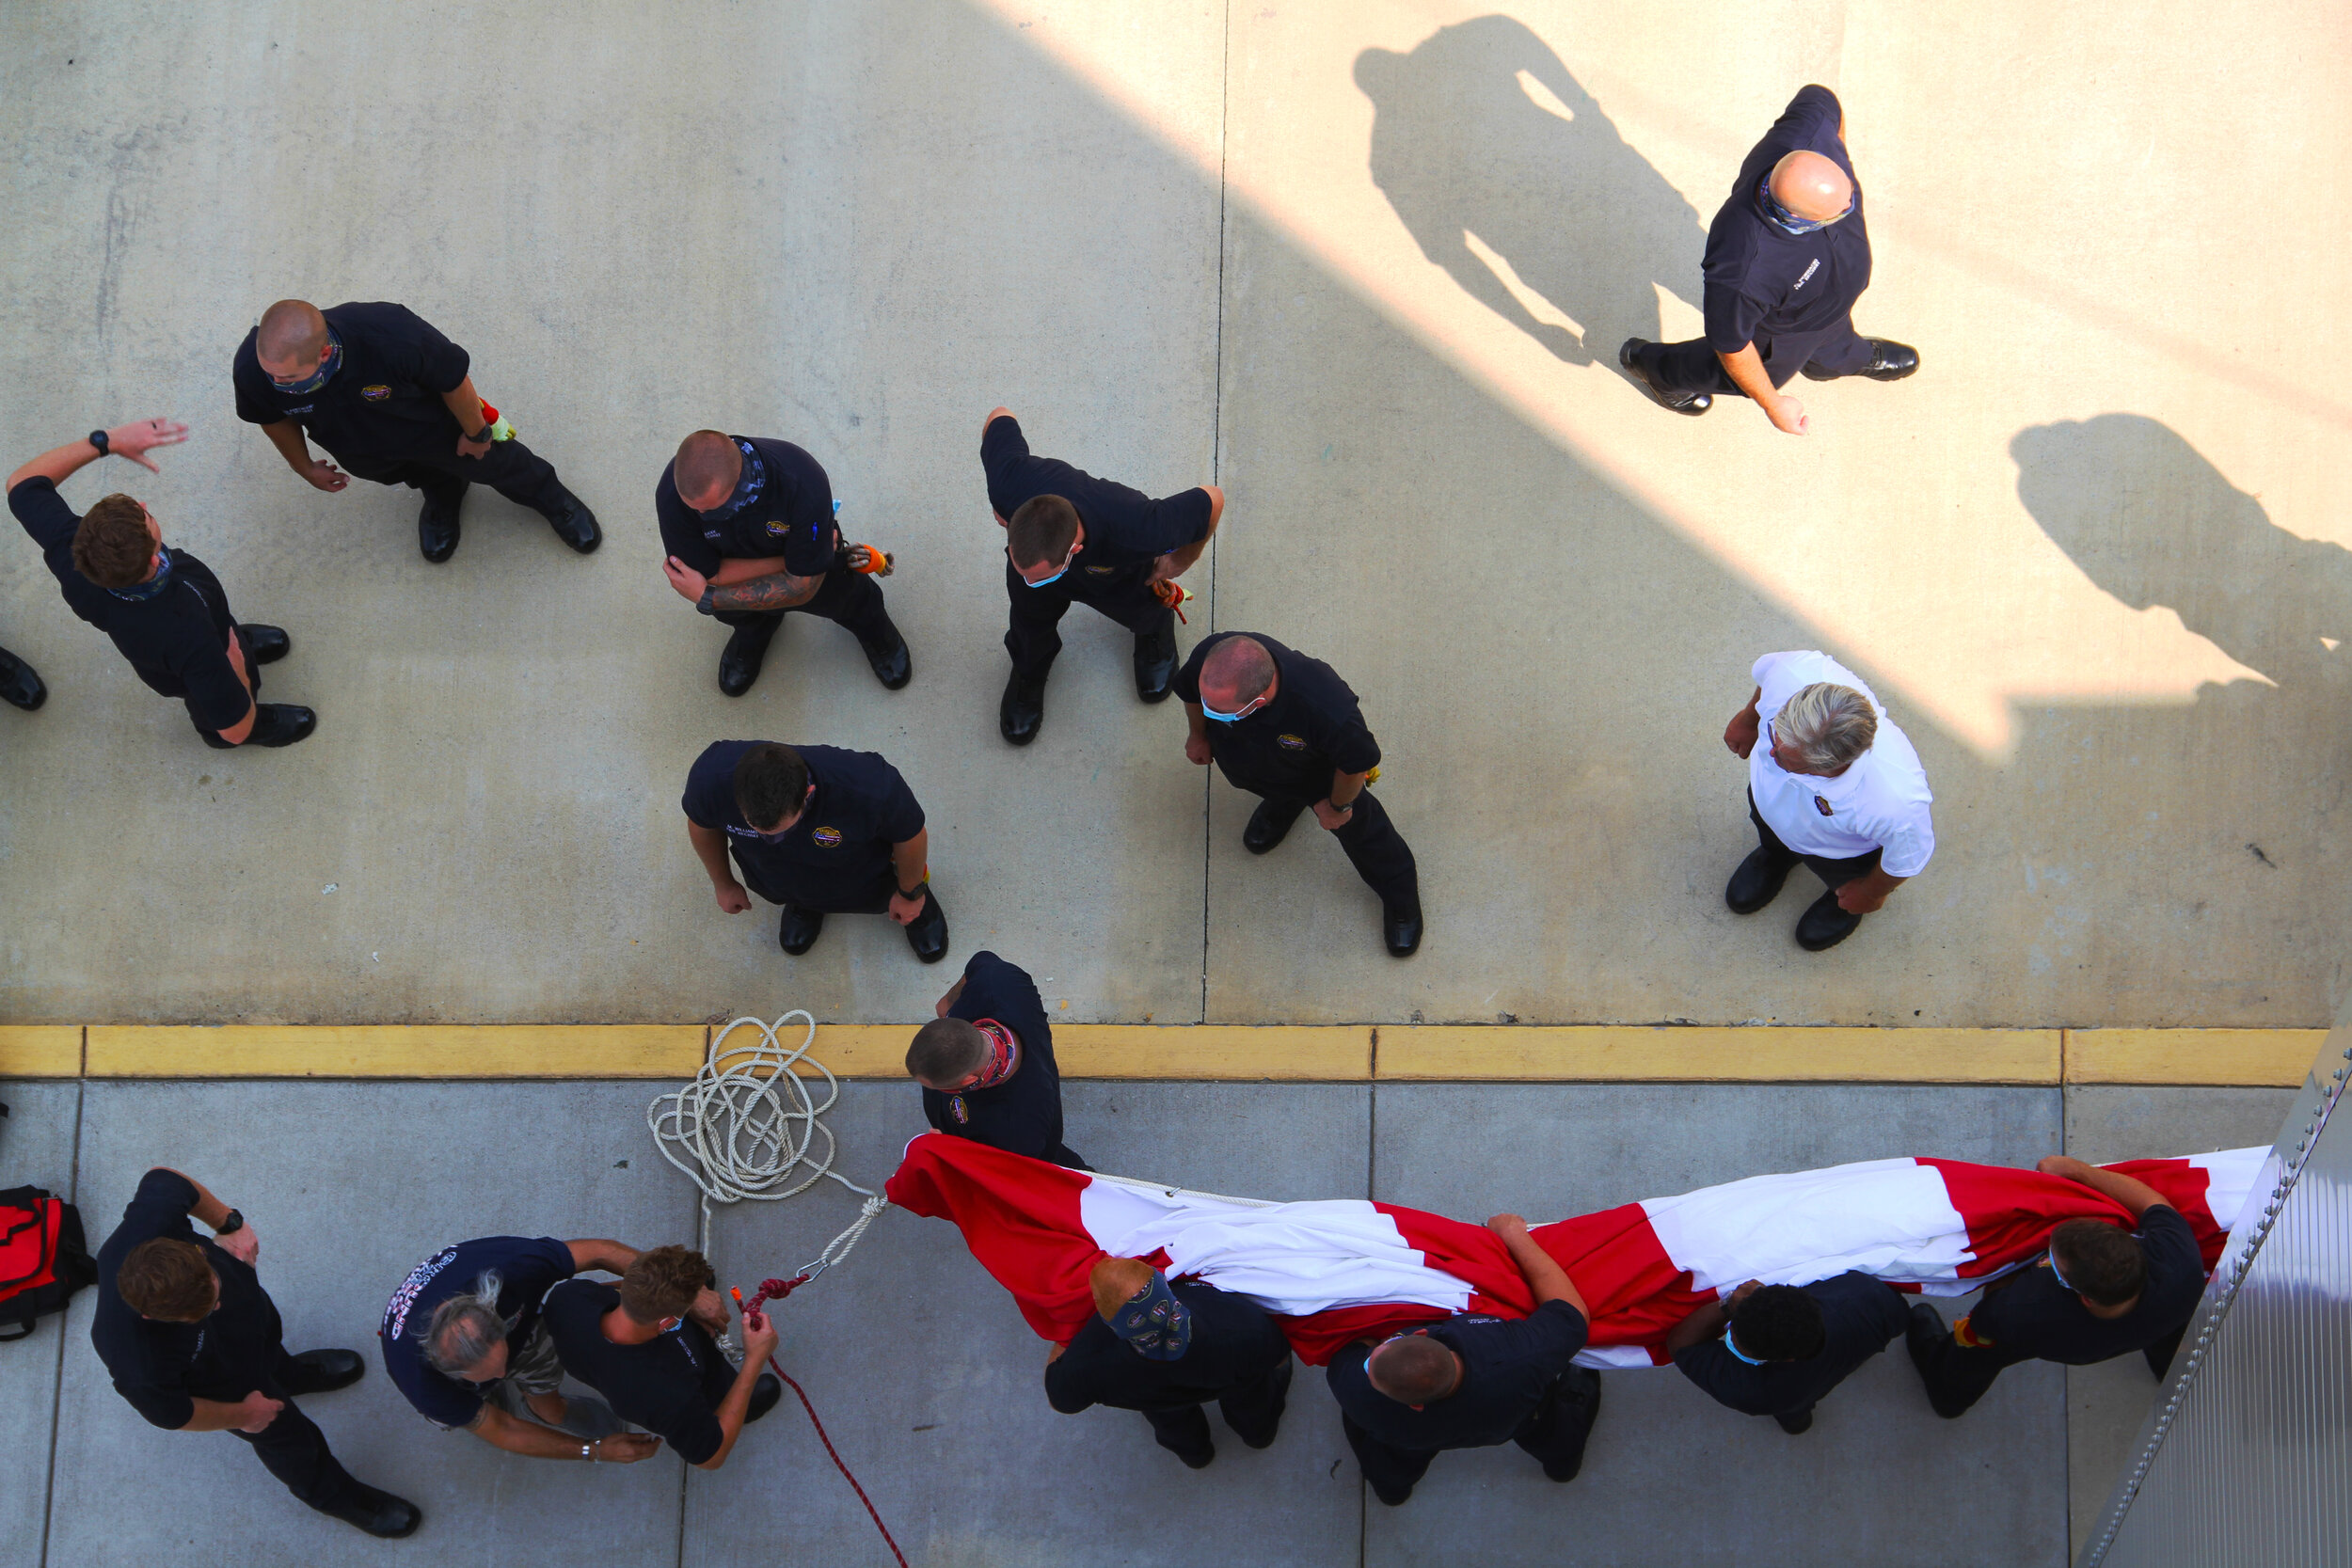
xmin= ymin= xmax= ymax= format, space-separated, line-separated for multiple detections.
xmin=1077 ymin=1180 xmax=1472 ymax=1318
xmin=2185 ymin=1147 xmax=2268 ymax=1233
xmin=1641 ymin=1157 xmax=1978 ymax=1293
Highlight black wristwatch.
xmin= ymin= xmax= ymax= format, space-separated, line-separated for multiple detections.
xmin=87 ymin=428 xmax=109 ymax=456
xmin=894 ymin=879 xmax=930 ymax=902
xmin=215 ymin=1209 xmax=245 ymax=1236
xmin=695 ymin=588 xmax=717 ymax=616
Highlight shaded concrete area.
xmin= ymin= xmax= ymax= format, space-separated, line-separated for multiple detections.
xmin=1 ymin=2 xmax=2346 ymax=1030
xmin=5 ymin=1075 xmax=2277 ymax=1564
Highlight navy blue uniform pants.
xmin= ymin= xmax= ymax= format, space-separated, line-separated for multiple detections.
xmin=340 ymin=436 xmax=567 ymax=517
xmin=1139 ymin=1357 xmax=1292 ymax=1462
xmin=226 ymin=1348 xmax=363 ymax=1513
xmin=1635 ymin=316 xmax=1874 ymax=395
xmin=716 ymin=564 xmax=896 ymax=650
xmin=1003 ymin=559 xmax=1174 ymax=681
xmin=1343 ymin=1368 xmax=1599 ymax=1495
xmin=1239 ymin=787 xmax=1419 ymax=904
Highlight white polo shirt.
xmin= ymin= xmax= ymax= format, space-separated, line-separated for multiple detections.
xmin=1747 ymin=651 xmax=1935 ymax=878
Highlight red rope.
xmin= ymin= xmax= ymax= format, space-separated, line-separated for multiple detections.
xmin=739 ymin=1278 xmax=908 ymax=1567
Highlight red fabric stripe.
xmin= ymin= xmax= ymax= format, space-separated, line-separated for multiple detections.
xmin=883 ymin=1135 xmax=1102 ymax=1344
xmin=1927 ymin=1155 xmax=2233 ymax=1275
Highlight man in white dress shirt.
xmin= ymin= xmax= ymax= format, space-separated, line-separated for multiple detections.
xmin=1722 ymin=650 xmax=1934 ymax=950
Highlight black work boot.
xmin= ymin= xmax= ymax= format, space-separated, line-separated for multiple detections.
xmin=242 ymin=625 xmax=291 ymax=665
xmin=1134 ymin=621 xmax=1178 ymax=702
xmin=0 ymin=647 xmax=46 ymax=711
xmin=540 ymin=487 xmax=602 ymax=553
xmin=1243 ymin=798 xmax=1306 ymax=854
xmin=1725 ymin=847 xmax=1797 ymax=914
xmin=1000 ymin=671 xmax=1046 ymax=746
xmin=719 ymin=619 xmax=780 ymax=697
xmin=1795 ymin=888 xmax=1863 ymax=951
xmin=778 ymin=905 xmax=825 ymax=956
xmin=860 ymin=622 xmax=913 ymax=690
xmin=1619 ymin=338 xmax=1710 ymax=415
xmin=325 ymin=1484 xmax=421 ymax=1539
xmin=418 ymin=484 xmax=467 ymax=562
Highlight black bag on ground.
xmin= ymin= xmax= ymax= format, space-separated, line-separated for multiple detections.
xmin=0 ymin=1183 xmax=99 ymax=1342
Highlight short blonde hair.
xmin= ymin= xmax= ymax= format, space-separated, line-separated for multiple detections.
xmin=1775 ymin=683 xmax=1877 ymax=771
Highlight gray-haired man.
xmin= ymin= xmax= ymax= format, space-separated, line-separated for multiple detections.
xmin=1722 ymin=650 xmax=1934 ymax=951
xmin=378 ymin=1236 xmax=717 ymax=1461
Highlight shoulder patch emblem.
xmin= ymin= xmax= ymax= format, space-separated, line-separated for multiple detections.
xmin=1277 ymin=733 xmax=1307 ymax=751
xmin=811 ymin=826 xmax=843 ymax=847
xmin=360 ymin=384 xmax=391 ymax=401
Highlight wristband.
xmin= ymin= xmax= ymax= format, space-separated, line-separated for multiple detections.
xmin=87 ymin=428 xmax=110 ymax=456
xmin=695 ymin=588 xmax=717 ymax=616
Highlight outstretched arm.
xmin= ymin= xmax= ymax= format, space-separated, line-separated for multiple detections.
xmin=2038 ymin=1155 xmax=2171 ymax=1221
xmin=9 ymin=419 xmax=188 ymax=491
xmin=1487 ymin=1213 xmax=1587 ymax=1316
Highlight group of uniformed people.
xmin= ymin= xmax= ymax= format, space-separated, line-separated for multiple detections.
xmin=53 ymin=78 xmax=2161 ymax=1543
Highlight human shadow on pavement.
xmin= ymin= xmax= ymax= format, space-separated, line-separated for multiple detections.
xmin=2013 ymin=414 xmax=2352 ymax=697
xmin=1354 ymin=14 xmax=1704 ymax=367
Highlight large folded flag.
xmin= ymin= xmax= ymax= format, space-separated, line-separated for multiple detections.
xmin=884 ymin=1133 xmax=2264 ymax=1368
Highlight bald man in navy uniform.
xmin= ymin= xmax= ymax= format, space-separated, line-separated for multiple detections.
xmin=1621 ymin=86 xmax=1915 ymax=427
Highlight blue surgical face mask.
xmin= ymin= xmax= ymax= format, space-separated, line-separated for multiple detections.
xmin=1109 ymin=1272 xmax=1192 ymax=1361
xmin=1723 ymin=1325 xmax=1770 ymax=1366
xmin=270 ymin=330 xmax=343 ymax=394
xmin=2046 ymin=1245 xmax=2074 ymax=1292
xmin=1200 ymin=693 xmax=1268 ymax=723
xmin=1758 ymin=175 xmax=1853 ymax=236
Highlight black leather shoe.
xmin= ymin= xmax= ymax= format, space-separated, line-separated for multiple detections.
xmin=1795 ymin=888 xmax=1863 ymax=951
xmin=904 ymin=892 xmax=949 ymax=963
xmin=1775 ymin=1407 xmax=1815 ymax=1435
xmin=1134 ymin=623 xmax=1178 ymax=703
xmin=860 ymin=624 xmax=912 ymax=690
xmin=745 ymin=1372 xmax=783 ymax=1424
xmin=719 ymin=620 xmax=779 ymax=697
xmin=1906 ymin=1303 xmax=1972 ymax=1419
xmin=1000 ymin=672 xmax=1045 ymax=746
xmin=418 ymin=487 xmax=465 ymax=562
xmin=1725 ymin=847 xmax=1796 ymax=914
xmin=246 ymin=704 xmax=317 ymax=748
xmin=1620 ymin=338 xmax=1710 ymax=415
xmin=1371 ymin=1480 xmax=1413 ymax=1507
xmin=778 ymin=905 xmax=824 ymax=956
xmin=1808 ymin=339 xmax=1919 ymax=382
xmin=541 ymin=488 xmax=602 ymax=553
xmin=243 ymin=625 xmax=291 ymax=665
xmin=1173 ymin=1443 xmax=1216 ymax=1470
xmin=0 ymin=648 xmax=46 ymax=712
xmin=285 ymin=1348 xmax=365 ymax=1395
xmin=326 ymin=1483 xmax=421 ymax=1540
xmin=1244 ymin=798 xmax=1305 ymax=854
xmin=1383 ymin=894 xmax=1424 ymax=958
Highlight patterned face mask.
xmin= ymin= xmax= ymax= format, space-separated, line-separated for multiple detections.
xmin=698 ymin=440 xmax=768 ymax=520
xmin=967 ymin=1021 xmax=1019 ymax=1088
xmin=269 ymin=330 xmax=343 ymax=393
xmin=1109 ymin=1271 xmax=1193 ymax=1360
xmin=1758 ymin=175 xmax=1853 ymax=236
xmin=105 ymin=543 xmax=175 ymax=603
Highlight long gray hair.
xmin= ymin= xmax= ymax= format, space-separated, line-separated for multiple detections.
xmin=420 ymin=1270 xmax=512 ymax=1377
xmin=1775 ymin=682 xmax=1878 ymax=772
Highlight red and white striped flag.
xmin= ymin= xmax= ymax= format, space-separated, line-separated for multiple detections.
xmin=884 ymin=1134 xmax=2263 ymax=1367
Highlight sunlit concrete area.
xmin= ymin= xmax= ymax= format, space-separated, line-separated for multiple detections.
xmin=4 ymin=2 xmax=2347 ymax=1031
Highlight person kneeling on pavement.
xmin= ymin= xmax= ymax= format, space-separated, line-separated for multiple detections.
xmin=381 ymin=1234 xmax=676 ymax=1464
xmin=91 ymin=1168 xmax=419 ymax=1538
xmin=1327 ymin=1214 xmax=1601 ymax=1506
xmin=542 ymin=1244 xmax=782 ymax=1470
xmin=1045 ymin=1256 xmax=1295 ymax=1468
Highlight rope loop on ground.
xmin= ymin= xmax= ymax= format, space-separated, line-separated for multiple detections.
xmin=646 ymin=1011 xmax=880 ymax=1250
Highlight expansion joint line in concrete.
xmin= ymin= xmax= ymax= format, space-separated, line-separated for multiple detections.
xmin=0 ymin=1024 xmax=2320 ymax=1086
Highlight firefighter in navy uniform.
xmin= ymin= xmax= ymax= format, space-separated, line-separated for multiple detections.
xmin=981 ymin=406 xmax=1223 ymax=745
xmin=233 ymin=298 xmax=599 ymax=562
xmin=1174 ymin=630 xmax=1423 ymax=956
xmin=657 ymin=430 xmax=910 ymax=696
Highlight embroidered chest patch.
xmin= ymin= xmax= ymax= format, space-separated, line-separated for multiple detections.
xmin=360 ymin=384 xmax=391 ymax=401
xmin=811 ymin=826 xmax=843 ymax=847
xmin=1277 ymin=734 xmax=1307 ymax=751
xmin=948 ymin=1095 xmax=969 ymax=1124
xmin=1814 ymin=795 xmax=1835 ymax=816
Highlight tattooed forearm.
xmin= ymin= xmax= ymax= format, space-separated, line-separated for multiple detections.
xmin=707 ymin=572 xmax=822 ymax=613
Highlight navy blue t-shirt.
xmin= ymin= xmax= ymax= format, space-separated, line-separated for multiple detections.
xmin=89 ymin=1169 xmax=286 ymax=1431
xmin=681 ymin=740 xmax=924 ymax=911
xmin=1327 ymin=1300 xmax=1589 ymax=1451
xmin=541 ymin=1279 xmax=737 ymax=1465
xmin=1701 ymin=86 xmax=1870 ymax=352
xmin=231 ymin=301 xmax=472 ymax=464
xmin=920 ymin=950 xmax=1069 ymax=1162
xmin=1968 ymin=1206 xmax=2206 ymax=1367
xmin=1171 ymin=631 xmax=1383 ymax=800
xmin=655 ymin=436 xmax=838 ymax=579
xmin=1672 ymin=1271 xmax=1908 ymax=1418
xmin=379 ymin=1235 xmax=579 ymax=1429
xmin=981 ymin=415 xmax=1212 ymax=568
xmin=9 ymin=478 xmax=250 ymax=730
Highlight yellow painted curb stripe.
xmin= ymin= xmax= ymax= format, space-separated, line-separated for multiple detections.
xmin=1376 ymin=1027 xmax=2061 ymax=1085
xmin=2064 ymin=1029 xmax=2327 ymax=1088
xmin=0 ymin=1026 xmax=81 ymax=1078
xmin=83 ymin=1025 xmax=708 ymax=1079
xmin=0 ymin=1024 xmax=2314 ymax=1087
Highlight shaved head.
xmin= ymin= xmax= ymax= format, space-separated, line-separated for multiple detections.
xmin=1199 ymin=636 xmax=1275 ymax=710
xmin=1768 ymin=150 xmax=1852 ymax=224
xmin=1367 ymin=1334 xmax=1460 ymax=1404
xmin=675 ymin=430 xmax=743 ymax=508
xmin=256 ymin=299 xmax=328 ymax=369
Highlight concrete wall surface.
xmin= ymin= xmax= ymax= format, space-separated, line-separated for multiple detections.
xmin=0 ymin=1075 xmax=2286 ymax=1565
xmin=1 ymin=2 xmax=2345 ymax=1029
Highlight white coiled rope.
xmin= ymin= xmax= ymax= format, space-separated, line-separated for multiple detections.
xmin=646 ymin=1011 xmax=888 ymax=1270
